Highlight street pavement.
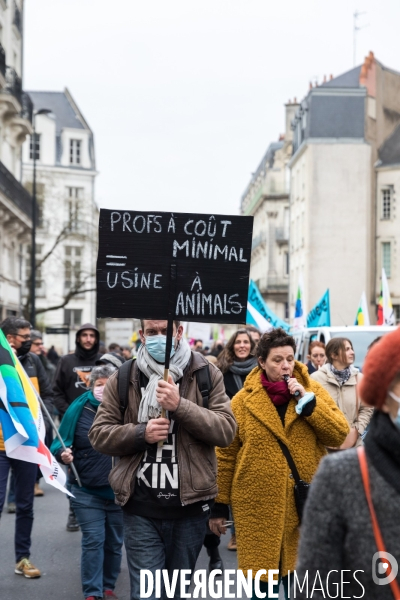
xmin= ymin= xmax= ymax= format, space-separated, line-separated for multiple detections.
xmin=0 ymin=482 xmax=285 ymax=600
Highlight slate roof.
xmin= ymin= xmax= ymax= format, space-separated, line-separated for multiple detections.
xmin=321 ymin=66 xmax=362 ymax=88
xmin=27 ymin=89 xmax=95 ymax=169
xmin=292 ymin=64 xmax=366 ymax=154
xmin=307 ymin=94 xmax=365 ymax=138
xmin=28 ymin=91 xmax=86 ymax=136
xmin=241 ymin=141 xmax=284 ymax=201
xmin=378 ymin=123 xmax=400 ymax=166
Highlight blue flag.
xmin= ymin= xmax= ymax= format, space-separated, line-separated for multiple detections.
xmin=307 ymin=290 xmax=331 ymax=328
xmin=247 ymin=280 xmax=290 ymax=332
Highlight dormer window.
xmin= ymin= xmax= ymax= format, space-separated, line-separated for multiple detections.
xmin=70 ymin=139 xmax=81 ymax=165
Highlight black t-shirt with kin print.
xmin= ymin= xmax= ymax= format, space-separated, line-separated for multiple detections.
xmin=124 ymin=417 xmax=212 ymax=519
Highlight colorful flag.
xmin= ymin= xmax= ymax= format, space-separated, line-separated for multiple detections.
xmin=293 ymin=281 xmax=306 ymax=329
xmin=377 ymin=268 xmax=396 ymax=326
xmin=0 ymin=331 xmax=70 ymax=495
xmin=307 ymin=290 xmax=331 ymax=327
xmin=355 ymin=292 xmax=370 ymax=326
xmin=247 ymin=302 xmax=273 ymax=333
xmin=247 ymin=280 xmax=290 ymax=332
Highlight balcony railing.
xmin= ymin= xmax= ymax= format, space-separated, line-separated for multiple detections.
xmin=21 ymin=92 xmax=33 ymax=123
xmin=0 ymin=160 xmax=32 ymax=219
xmin=257 ymin=275 xmax=289 ymax=294
xmin=5 ymin=66 xmax=22 ymax=106
xmin=0 ymin=43 xmax=6 ymax=79
xmin=13 ymin=2 xmax=22 ymax=35
xmin=252 ymin=232 xmax=267 ymax=252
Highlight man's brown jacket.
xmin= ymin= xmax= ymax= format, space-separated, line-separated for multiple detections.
xmin=89 ymin=351 xmax=236 ymax=507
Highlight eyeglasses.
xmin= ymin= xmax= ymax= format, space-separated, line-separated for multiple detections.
xmin=15 ymin=333 xmax=31 ymax=341
xmin=31 ymin=341 xmax=42 ymax=346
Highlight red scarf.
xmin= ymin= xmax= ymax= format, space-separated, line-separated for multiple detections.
xmin=261 ymin=372 xmax=291 ymax=406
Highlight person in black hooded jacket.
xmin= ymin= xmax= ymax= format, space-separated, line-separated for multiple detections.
xmin=52 ymin=322 xmax=102 ymax=532
xmin=53 ymin=323 xmax=102 ymax=419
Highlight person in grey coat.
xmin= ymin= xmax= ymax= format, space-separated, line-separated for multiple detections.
xmin=294 ymin=327 xmax=400 ymax=599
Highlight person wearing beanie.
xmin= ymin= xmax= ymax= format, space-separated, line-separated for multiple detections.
xmin=311 ymin=337 xmax=373 ymax=448
xmin=294 ymin=327 xmax=400 ymax=599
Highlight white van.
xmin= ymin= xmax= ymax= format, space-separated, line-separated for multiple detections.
xmin=292 ymin=326 xmax=396 ymax=369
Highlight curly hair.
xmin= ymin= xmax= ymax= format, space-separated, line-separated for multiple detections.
xmin=216 ymin=329 xmax=255 ymax=374
xmin=89 ymin=364 xmax=116 ymax=389
xmin=256 ymin=328 xmax=296 ymax=361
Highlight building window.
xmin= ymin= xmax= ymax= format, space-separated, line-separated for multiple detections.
xmin=284 ymin=252 xmax=289 ymax=275
xmin=29 ymin=133 xmax=40 ymax=160
xmin=66 ymin=187 xmax=83 ymax=231
xmin=65 ymin=246 xmax=82 ymax=290
xmin=381 ymin=187 xmax=393 ymax=220
xmin=70 ymin=139 xmax=81 ymax=165
xmin=68 ymin=187 xmax=83 ymax=199
xmin=382 ymin=242 xmax=391 ymax=278
xmin=64 ymin=308 xmax=82 ymax=328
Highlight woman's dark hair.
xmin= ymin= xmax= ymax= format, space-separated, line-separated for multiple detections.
xmin=217 ymin=328 xmax=255 ymax=374
xmin=256 ymin=328 xmax=296 ymax=361
xmin=325 ymin=338 xmax=353 ymax=364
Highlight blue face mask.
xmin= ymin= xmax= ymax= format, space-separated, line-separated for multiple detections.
xmin=145 ymin=335 xmax=176 ymax=363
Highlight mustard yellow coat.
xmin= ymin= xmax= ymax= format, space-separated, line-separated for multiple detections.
xmin=215 ymin=362 xmax=349 ymax=582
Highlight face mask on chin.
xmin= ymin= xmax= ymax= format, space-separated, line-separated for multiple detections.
xmin=93 ymin=385 xmax=105 ymax=402
xmin=388 ymin=391 xmax=400 ymax=430
xmin=17 ymin=340 xmax=32 ymax=356
xmin=145 ymin=335 xmax=176 ymax=363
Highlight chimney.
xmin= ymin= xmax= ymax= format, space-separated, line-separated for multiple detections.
xmin=284 ymin=98 xmax=300 ymax=142
xmin=330 ymin=74 xmax=333 ymax=80
xmin=360 ymin=51 xmax=376 ymax=97
xmin=323 ymin=74 xmax=327 ymax=83
xmin=309 ymin=81 xmax=312 ymax=89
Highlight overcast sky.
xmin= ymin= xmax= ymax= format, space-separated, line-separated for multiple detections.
xmin=24 ymin=0 xmax=400 ymax=216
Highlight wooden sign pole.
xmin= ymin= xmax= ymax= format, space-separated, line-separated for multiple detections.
xmin=159 ymin=264 xmax=176 ymax=446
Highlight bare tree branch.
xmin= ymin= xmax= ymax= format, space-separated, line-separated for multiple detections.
xmin=35 ymin=225 xmax=86 ymax=269
xmin=35 ymin=287 xmax=96 ymax=315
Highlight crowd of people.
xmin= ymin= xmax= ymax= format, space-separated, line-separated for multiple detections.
xmin=0 ymin=315 xmax=399 ymax=600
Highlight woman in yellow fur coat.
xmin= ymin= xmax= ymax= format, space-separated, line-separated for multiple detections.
xmin=209 ymin=328 xmax=349 ymax=599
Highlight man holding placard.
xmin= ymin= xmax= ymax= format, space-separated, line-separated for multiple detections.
xmin=89 ymin=318 xmax=236 ymax=599
xmin=92 ymin=208 xmax=252 ymax=598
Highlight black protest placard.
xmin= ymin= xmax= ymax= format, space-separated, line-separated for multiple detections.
xmin=96 ymin=210 xmax=253 ymax=324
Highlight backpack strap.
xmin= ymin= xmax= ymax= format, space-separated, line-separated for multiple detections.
xmin=195 ymin=364 xmax=212 ymax=410
xmin=117 ymin=359 xmax=134 ymax=415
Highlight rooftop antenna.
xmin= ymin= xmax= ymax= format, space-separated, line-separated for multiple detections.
xmin=353 ymin=10 xmax=368 ymax=66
